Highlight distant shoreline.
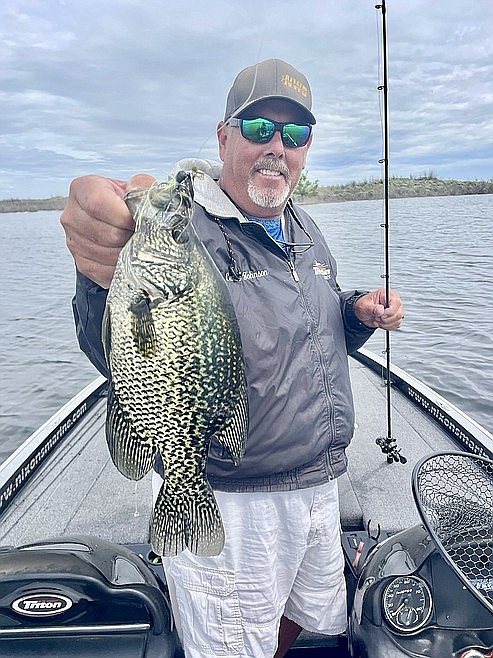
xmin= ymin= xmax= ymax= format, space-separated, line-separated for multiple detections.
xmin=1 ymin=178 xmax=492 ymax=213
xmin=0 ymin=196 xmax=67 ymax=213
xmin=293 ymin=176 xmax=493 ymax=205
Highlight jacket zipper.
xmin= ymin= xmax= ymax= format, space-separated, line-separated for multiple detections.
xmin=287 ymin=259 xmax=300 ymax=282
xmin=283 ymin=251 xmax=336 ymax=477
xmin=241 ymin=221 xmax=337 ymax=476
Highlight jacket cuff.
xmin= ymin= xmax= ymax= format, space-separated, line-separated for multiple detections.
xmin=344 ymin=291 xmax=374 ymax=331
xmin=341 ymin=291 xmax=375 ymax=354
xmin=72 ymin=269 xmax=109 ymax=376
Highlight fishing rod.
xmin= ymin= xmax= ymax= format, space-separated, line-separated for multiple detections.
xmin=374 ymin=0 xmax=406 ymax=465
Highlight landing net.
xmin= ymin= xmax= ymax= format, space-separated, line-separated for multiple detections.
xmin=413 ymin=452 xmax=493 ymax=614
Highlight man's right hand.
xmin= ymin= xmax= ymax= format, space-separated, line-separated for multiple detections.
xmin=60 ymin=173 xmax=156 ymax=289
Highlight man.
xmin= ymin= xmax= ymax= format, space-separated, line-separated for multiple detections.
xmin=61 ymin=58 xmax=404 ymax=657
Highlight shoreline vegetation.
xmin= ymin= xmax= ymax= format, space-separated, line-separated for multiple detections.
xmin=293 ymin=173 xmax=493 ymax=205
xmin=1 ymin=175 xmax=492 ymax=213
xmin=0 ymin=196 xmax=67 ymax=213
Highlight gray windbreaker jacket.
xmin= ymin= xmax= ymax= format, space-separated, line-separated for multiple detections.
xmin=72 ymin=160 xmax=374 ymax=492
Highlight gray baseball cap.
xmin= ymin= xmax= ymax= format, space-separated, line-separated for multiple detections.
xmin=224 ymin=58 xmax=316 ymax=125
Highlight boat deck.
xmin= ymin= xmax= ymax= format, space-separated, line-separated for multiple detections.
xmin=0 ymin=355 xmax=471 ymax=656
xmin=0 ymin=356 xmax=455 ymax=549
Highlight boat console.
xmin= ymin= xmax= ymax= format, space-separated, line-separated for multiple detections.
xmin=346 ymin=452 xmax=493 ymax=657
xmin=0 ymin=535 xmax=177 ymax=657
xmin=0 ymin=453 xmax=491 ymax=658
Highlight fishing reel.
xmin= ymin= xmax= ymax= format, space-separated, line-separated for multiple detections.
xmin=376 ymin=435 xmax=407 ymax=464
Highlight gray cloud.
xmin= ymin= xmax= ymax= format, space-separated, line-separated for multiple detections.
xmin=1 ymin=0 xmax=492 ymax=198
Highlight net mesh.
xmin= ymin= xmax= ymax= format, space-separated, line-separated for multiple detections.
xmin=413 ymin=452 xmax=493 ymax=614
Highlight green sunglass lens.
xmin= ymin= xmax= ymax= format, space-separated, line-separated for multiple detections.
xmin=241 ymin=119 xmax=275 ymax=143
xmin=240 ymin=118 xmax=311 ymax=147
xmin=282 ymin=125 xmax=311 ymax=147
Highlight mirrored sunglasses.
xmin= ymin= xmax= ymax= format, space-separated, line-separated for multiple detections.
xmin=229 ymin=117 xmax=312 ymax=148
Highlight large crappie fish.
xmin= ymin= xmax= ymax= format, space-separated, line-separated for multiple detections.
xmin=103 ymin=171 xmax=248 ymax=557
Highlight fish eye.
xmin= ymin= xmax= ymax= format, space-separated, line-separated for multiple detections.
xmin=172 ymin=227 xmax=189 ymax=244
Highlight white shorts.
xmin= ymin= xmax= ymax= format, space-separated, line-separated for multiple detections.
xmin=152 ymin=473 xmax=347 ymax=658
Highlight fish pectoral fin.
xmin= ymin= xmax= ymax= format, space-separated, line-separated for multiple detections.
xmin=105 ymin=380 xmax=156 ymax=480
xmin=130 ymin=291 xmax=158 ymax=357
xmin=212 ymin=397 xmax=248 ymax=467
xmin=151 ymin=477 xmax=225 ymax=557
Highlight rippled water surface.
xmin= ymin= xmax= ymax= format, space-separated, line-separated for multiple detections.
xmin=310 ymin=194 xmax=493 ymax=432
xmin=0 ymin=196 xmax=492 ymax=465
xmin=0 ymin=211 xmax=98 ymax=463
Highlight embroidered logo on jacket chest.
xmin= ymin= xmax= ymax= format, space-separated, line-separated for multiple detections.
xmin=312 ymin=261 xmax=332 ymax=280
xmin=225 ymin=269 xmax=270 ymax=282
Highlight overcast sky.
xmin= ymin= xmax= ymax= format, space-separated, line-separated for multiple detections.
xmin=1 ymin=0 xmax=492 ymax=199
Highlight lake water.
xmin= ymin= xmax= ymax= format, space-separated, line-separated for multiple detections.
xmin=0 ymin=195 xmax=492 ymax=465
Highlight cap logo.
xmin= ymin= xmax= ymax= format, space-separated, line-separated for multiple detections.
xmin=281 ymin=74 xmax=308 ymax=98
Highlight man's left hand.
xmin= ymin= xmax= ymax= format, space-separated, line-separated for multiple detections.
xmin=354 ymin=288 xmax=404 ymax=331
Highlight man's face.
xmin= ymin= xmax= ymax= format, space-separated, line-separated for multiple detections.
xmin=217 ymin=99 xmax=313 ymax=219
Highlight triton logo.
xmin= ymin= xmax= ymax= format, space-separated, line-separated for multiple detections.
xmin=12 ymin=593 xmax=73 ymax=616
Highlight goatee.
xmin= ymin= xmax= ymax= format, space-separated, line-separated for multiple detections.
xmin=247 ymin=158 xmax=291 ymax=209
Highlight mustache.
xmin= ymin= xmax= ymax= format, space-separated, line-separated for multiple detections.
xmin=251 ymin=158 xmax=290 ymax=180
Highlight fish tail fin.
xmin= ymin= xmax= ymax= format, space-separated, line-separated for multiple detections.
xmin=151 ymin=478 xmax=225 ymax=557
